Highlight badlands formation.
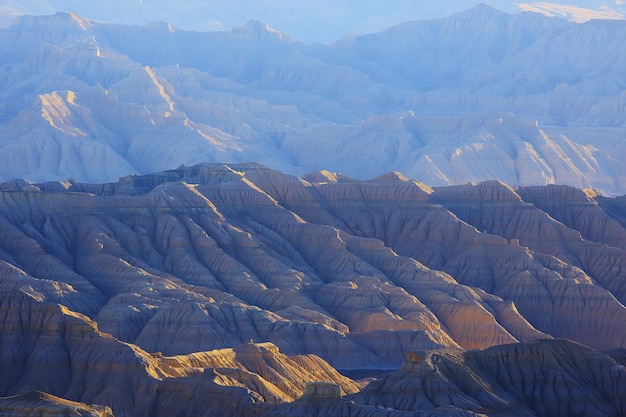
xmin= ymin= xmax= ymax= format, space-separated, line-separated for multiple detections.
xmin=3 ymin=4 xmax=626 ymax=415
xmin=1 ymin=162 xmax=626 ymax=416
xmin=1 ymin=6 xmax=626 ymax=193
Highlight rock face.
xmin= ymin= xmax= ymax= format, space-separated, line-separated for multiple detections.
xmin=302 ymin=382 xmax=341 ymax=399
xmin=2 ymin=163 xmax=626 ymax=415
xmin=340 ymin=339 xmax=626 ymax=417
xmin=0 ymin=391 xmax=114 ymax=417
xmin=269 ymin=340 xmax=626 ymax=416
xmin=2 ymin=8 xmax=626 ymax=194
xmin=0 ymin=290 xmax=359 ymax=417
xmin=374 ymin=339 xmax=626 ymax=416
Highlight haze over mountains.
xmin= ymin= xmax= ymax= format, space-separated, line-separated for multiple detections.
xmin=2 ymin=6 xmax=626 ymax=194
xmin=4 ymin=3 xmax=626 ymax=416
xmin=1 ymin=1 xmax=625 ymax=42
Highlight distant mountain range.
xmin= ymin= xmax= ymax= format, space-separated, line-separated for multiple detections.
xmin=1 ymin=1 xmax=624 ymax=42
xmin=1 ymin=6 xmax=626 ymax=194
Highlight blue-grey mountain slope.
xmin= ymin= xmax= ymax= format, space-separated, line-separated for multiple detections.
xmin=1 ymin=6 xmax=626 ymax=193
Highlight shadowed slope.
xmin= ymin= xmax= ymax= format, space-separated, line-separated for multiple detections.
xmin=269 ymin=339 xmax=626 ymax=416
xmin=0 ymin=290 xmax=359 ymax=417
xmin=2 ymin=10 xmax=626 ymax=193
xmin=3 ymin=163 xmax=626 ymax=415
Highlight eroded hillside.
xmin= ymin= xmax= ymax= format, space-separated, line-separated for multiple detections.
xmin=2 ymin=8 xmax=626 ymax=193
xmin=1 ymin=163 xmax=626 ymax=415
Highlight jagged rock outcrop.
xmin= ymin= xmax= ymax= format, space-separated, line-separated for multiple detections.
xmin=2 ymin=163 xmax=626 ymax=416
xmin=346 ymin=339 xmax=626 ymax=417
xmin=430 ymin=181 xmax=626 ymax=348
xmin=2 ymin=163 xmax=626 ymax=364
xmin=0 ymin=163 xmax=626 ymax=410
xmin=253 ymin=340 xmax=626 ymax=416
xmin=0 ymin=288 xmax=359 ymax=417
xmin=268 ymin=344 xmax=626 ymax=416
xmin=0 ymin=391 xmax=114 ymax=417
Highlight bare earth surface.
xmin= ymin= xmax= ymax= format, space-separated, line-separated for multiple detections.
xmin=1 ymin=162 xmax=626 ymax=416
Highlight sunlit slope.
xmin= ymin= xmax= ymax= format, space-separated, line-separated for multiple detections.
xmin=2 ymin=163 xmax=626 ymax=367
xmin=3 ymin=163 xmax=626 ymax=416
xmin=0 ymin=290 xmax=360 ymax=417
xmin=287 ymin=339 xmax=626 ymax=417
xmin=1 ymin=7 xmax=626 ymax=193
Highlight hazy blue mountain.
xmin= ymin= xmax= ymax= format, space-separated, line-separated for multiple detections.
xmin=1 ymin=6 xmax=626 ymax=193
xmin=0 ymin=0 xmax=623 ymax=42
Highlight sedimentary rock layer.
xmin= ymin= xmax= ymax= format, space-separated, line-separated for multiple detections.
xmin=2 ymin=9 xmax=626 ymax=194
xmin=0 ymin=391 xmax=114 ymax=417
xmin=270 ymin=339 xmax=626 ymax=417
xmin=2 ymin=163 xmax=626 ymax=415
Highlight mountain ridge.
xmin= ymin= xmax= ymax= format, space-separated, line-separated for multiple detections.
xmin=1 ymin=162 xmax=626 ymax=356
xmin=2 ymin=162 xmax=626 ymax=416
xmin=2 ymin=7 xmax=626 ymax=193
xmin=2 ymin=1 xmax=624 ymax=42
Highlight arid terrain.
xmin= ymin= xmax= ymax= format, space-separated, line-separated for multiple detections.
xmin=3 ymin=1 xmax=626 ymax=415
xmin=1 ymin=162 xmax=626 ymax=416
xmin=2 ymin=7 xmax=626 ymax=194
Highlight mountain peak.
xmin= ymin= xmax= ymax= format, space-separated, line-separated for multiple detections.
xmin=64 ymin=12 xmax=92 ymax=30
xmin=452 ymin=3 xmax=507 ymax=20
xmin=12 ymin=11 xmax=93 ymax=32
xmin=145 ymin=20 xmax=177 ymax=33
xmin=373 ymin=171 xmax=409 ymax=182
xmin=233 ymin=19 xmax=292 ymax=41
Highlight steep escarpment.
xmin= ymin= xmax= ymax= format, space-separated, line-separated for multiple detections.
xmin=266 ymin=339 xmax=626 ymax=416
xmin=298 ymin=176 xmax=626 ymax=350
xmin=4 ymin=337 xmax=624 ymax=417
xmin=0 ymin=391 xmax=114 ymax=417
xmin=0 ymin=290 xmax=164 ymax=415
xmin=2 ymin=163 xmax=626 ymax=415
xmin=2 ymin=163 xmax=626 ymax=361
xmin=430 ymin=181 xmax=626 ymax=348
xmin=342 ymin=339 xmax=626 ymax=417
xmin=0 ymin=289 xmax=359 ymax=417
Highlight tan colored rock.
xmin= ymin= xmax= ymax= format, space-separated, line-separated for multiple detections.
xmin=0 ymin=391 xmax=114 ymax=417
xmin=2 ymin=163 xmax=626 ymax=416
xmin=430 ymin=180 xmax=626 ymax=349
xmin=2 ymin=163 xmax=626 ymax=362
xmin=0 ymin=290 xmax=361 ymax=416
